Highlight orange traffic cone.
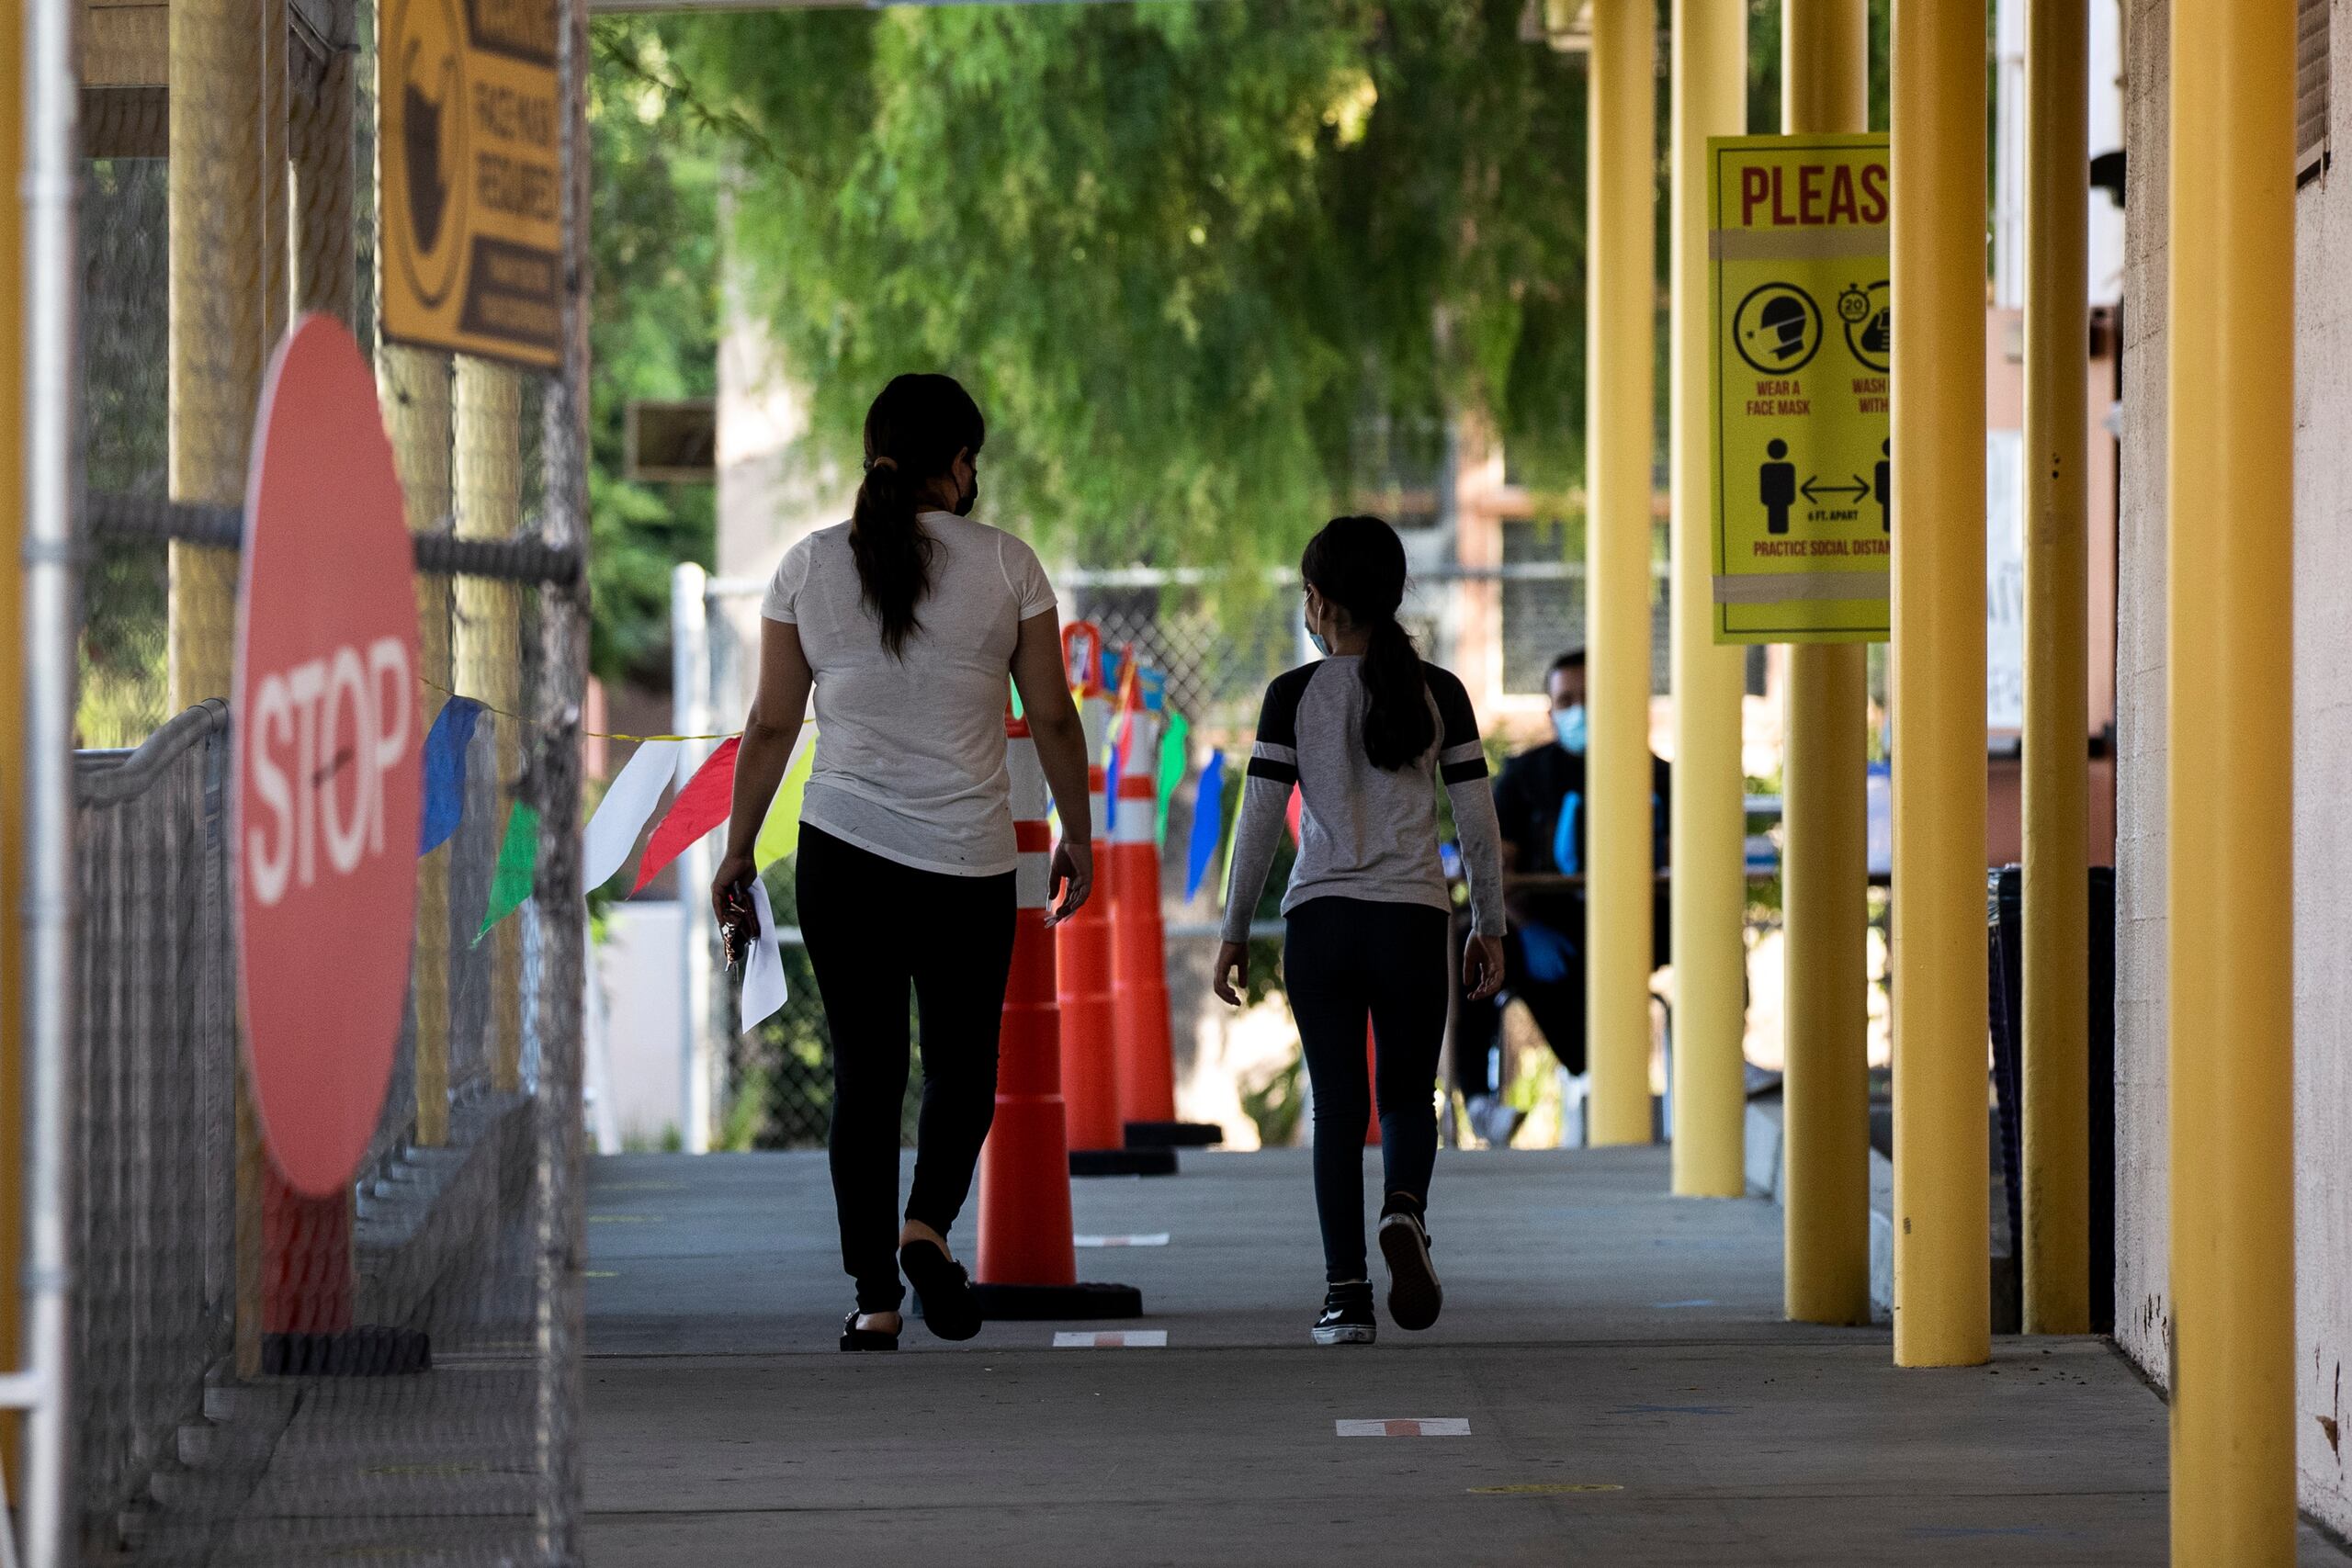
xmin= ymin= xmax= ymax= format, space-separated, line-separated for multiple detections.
xmin=974 ymin=715 xmax=1142 ymax=1320
xmin=1057 ymin=637 xmax=1174 ymax=1178
xmin=1109 ymin=688 xmax=1222 ymax=1152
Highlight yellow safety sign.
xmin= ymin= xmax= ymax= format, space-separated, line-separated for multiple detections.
xmin=380 ymin=0 xmax=562 ymax=368
xmin=1708 ymin=133 xmax=1891 ymax=643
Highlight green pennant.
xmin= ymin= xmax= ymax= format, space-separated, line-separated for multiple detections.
xmin=1155 ymin=712 xmax=1190 ymax=846
xmin=475 ymin=801 xmax=541 ymax=945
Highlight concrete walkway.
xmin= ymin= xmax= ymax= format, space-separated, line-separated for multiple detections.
xmin=582 ymin=1146 xmax=2352 ymax=1565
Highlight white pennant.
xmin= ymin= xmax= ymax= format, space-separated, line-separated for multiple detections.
xmin=581 ymin=739 xmax=684 ymax=893
xmin=740 ymin=877 xmax=789 ymax=1032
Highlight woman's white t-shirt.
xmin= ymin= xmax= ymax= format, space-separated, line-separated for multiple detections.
xmin=761 ymin=510 xmax=1057 ymax=876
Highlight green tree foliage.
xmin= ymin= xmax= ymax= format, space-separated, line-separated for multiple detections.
xmin=669 ymin=1 xmax=1595 ymax=570
xmin=588 ymin=25 xmax=722 ymax=681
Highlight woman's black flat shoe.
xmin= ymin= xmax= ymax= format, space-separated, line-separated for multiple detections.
xmin=899 ymin=1241 xmax=983 ymax=1341
xmin=840 ymin=1309 xmax=899 ymax=1352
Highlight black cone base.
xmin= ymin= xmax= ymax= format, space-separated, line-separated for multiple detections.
xmin=1070 ymin=1146 xmax=1179 ymax=1178
xmin=972 ymin=1280 xmax=1143 ymax=1320
xmin=261 ymin=1325 xmax=431 ymax=1377
xmin=1125 ymin=1120 xmax=1225 ymax=1149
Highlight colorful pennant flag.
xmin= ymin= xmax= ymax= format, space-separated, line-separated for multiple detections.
xmin=418 ymin=697 xmax=484 ymax=855
xmin=752 ymin=727 xmax=819 ymax=871
xmin=633 ymin=737 xmax=741 ymax=895
xmin=1155 ymin=712 xmax=1191 ymax=846
xmin=739 ymin=878 xmax=789 ymax=1032
xmin=475 ymin=801 xmax=540 ymax=944
xmin=1285 ymin=783 xmax=1303 ymax=846
xmin=1184 ymin=750 xmax=1226 ymax=901
xmin=581 ymin=739 xmax=684 ymax=893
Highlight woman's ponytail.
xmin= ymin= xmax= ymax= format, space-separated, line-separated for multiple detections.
xmin=850 ymin=373 xmax=987 ymax=658
xmin=1300 ymin=515 xmax=1435 ymax=772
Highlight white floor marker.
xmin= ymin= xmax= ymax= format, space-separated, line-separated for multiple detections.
xmin=1053 ymin=1330 xmax=1168 ymax=1348
xmin=1336 ymin=1417 xmax=1471 ymax=1438
xmin=1072 ymin=1234 xmax=1170 ymax=1247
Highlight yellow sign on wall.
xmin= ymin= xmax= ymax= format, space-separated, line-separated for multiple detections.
xmin=380 ymin=0 xmax=562 ymax=368
xmin=1708 ymin=133 xmax=1891 ymax=643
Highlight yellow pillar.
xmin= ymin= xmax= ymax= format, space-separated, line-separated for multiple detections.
xmin=1668 ymin=0 xmax=1749 ymax=1197
xmin=0 ymin=0 xmax=25 ymax=1486
xmin=455 ymin=359 xmax=524 ymax=1094
xmin=2166 ymin=0 xmax=2295 ymax=1556
xmin=1889 ymin=0 xmax=1989 ymax=1369
xmin=386 ymin=349 xmax=453 ymax=1141
xmin=1584 ymin=0 xmax=1657 ymax=1147
xmin=171 ymin=0 xmax=287 ymax=1382
xmin=1774 ymin=0 xmax=1871 ymax=1325
xmin=2019 ymin=0 xmax=2089 ymax=1337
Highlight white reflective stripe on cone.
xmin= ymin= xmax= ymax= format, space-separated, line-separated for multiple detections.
xmin=1112 ymin=781 xmax=1156 ymax=844
xmin=1006 ymin=730 xmax=1048 ymax=818
xmin=1016 ymin=851 xmax=1052 ymax=911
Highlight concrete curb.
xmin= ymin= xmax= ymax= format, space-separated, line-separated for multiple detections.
xmin=1745 ymin=1097 xmax=1895 ymax=1326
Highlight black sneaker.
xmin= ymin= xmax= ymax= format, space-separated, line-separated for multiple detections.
xmin=1378 ymin=1201 xmax=1443 ymax=1331
xmin=1313 ymin=1281 xmax=1377 ymax=1346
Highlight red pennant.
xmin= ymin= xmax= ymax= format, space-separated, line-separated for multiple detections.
xmin=1285 ymin=784 xmax=1302 ymax=845
xmin=632 ymin=737 xmax=741 ymax=894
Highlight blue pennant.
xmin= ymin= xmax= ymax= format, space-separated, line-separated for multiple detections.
xmin=418 ymin=697 xmax=484 ymax=855
xmin=1183 ymin=750 xmax=1226 ymax=901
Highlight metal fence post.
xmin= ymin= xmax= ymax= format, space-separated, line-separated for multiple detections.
xmin=18 ymin=0 xmax=78 ymax=1541
xmin=673 ymin=563 xmax=715 ymax=1153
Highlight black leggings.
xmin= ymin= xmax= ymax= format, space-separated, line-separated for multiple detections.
xmin=797 ymin=826 xmax=1017 ymax=1313
xmin=1283 ymin=897 xmax=1452 ymax=1284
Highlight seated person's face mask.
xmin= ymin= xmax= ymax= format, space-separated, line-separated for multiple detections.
xmin=1553 ymin=703 xmax=1588 ymax=754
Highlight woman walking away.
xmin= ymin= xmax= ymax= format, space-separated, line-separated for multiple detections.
xmin=712 ymin=373 xmax=1095 ymax=1352
xmin=1213 ymin=515 xmax=1506 ymax=1346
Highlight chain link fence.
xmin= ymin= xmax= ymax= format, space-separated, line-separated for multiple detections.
xmin=54 ymin=0 xmax=594 ymax=1555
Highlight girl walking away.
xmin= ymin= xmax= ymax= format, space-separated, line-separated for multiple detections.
xmin=712 ymin=373 xmax=1095 ymax=1352
xmin=1213 ymin=515 xmax=1507 ymax=1346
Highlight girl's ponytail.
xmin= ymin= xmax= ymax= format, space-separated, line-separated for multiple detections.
xmin=1300 ymin=515 xmax=1435 ymax=772
xmin=850 ymin=374 xmax=987 ymax=658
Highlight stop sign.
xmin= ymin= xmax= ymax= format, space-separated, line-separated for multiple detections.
xmin=234 ymin=315 xmax=424 ymax=1198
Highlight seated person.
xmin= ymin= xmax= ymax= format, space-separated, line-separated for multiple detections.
xmin=1456 ymin=648 xmax=1670 ymax=1145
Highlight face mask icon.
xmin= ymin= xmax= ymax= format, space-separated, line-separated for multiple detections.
xmin=402 ymin=42 xmax=458 ymax=258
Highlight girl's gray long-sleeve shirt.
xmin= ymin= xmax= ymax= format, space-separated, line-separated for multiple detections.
xmin=1220 ymin=656 xmax=1507 ymax=943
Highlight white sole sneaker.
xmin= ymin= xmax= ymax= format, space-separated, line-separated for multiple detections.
xmin=1378 ymin=1213 xmax=1443 ymax=1331
xmin=1312 ymin=1320 xmax=1376 ymax=1346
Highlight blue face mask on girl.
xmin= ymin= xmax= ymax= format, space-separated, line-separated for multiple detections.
xmin=1553 ymin=703 xmax=1588 ymax=755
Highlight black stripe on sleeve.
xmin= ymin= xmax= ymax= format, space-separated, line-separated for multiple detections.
xmin=1254 ymin=664 xmax=1313 ymax=751
xmin=1247 ymin=755 xmax=1299 ymax=784
xmin=1441 ymin=756 xmax=1489 ymax=784
xmin=1426 ymin=665 xmax=1480 ymax=751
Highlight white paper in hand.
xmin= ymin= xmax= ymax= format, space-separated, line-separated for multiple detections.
xmin=582 ymin=738 xmax=684 ymax=893
xmin=740 ymin=877 xmax=788 ymax=1032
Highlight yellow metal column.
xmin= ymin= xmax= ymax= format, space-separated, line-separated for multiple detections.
xmin=171 ymin=0 xmax=287 ymax=1382
xmin=1584 ymin=0 xmax=1657 ymax=1147
xmin=455 ymin=360 xmax=524 ymax=1094
xmin=1776 ymin=0 xmax=1871 ymax=1325
xmin=2166 ymin=0 xmax=2295 ymax=1556
xmin=1889 ymin=0 xmax=1989 ymax=1369
xmin=1668 ymin=0 xmax=1750 ymax=1197
xmin=0 ymin=0 xmax=25 ymax=1485
xmin=386 ymin=350 xmax=453 ymax=1141
xmin=2019 ymin=0 xmax=2090 ymax=1336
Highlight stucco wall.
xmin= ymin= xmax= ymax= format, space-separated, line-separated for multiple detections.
xmin=2114 ymin=0 xmax=2352 ymax=1535
xmin=2112 ymin=0 xmax=2169 ymax=1385
xmin=2291 ymin=1 xmax=2352 ymax=1529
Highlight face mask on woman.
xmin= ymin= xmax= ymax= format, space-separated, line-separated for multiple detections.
xmin=1553 ymin=703 xmax=1588 ymax=754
